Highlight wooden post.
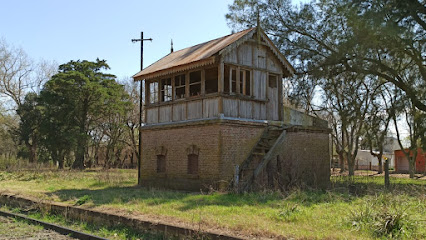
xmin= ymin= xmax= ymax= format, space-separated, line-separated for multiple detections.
xmin=218 ymin=60 xmax=224 ymax=115
xmin=201 ymin=69 xmax=206 ymax=95
xmin=278 ymin=74 xmax=283 ymax=121
xmin=384 ymin=159 xmax=390 ymax=190
xmin=185 ymin=72 xmax=190 ymax=98
xmin=236 ymin=66 xmax=241 ymax=94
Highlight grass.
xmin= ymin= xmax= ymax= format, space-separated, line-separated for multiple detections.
xmin=0 ymin=205 xmax=167 ymax=240
xmin=0 ymin=169 xmax=425 ymax=239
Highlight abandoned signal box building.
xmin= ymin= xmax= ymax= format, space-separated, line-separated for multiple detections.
xmin=133 ymin=27 xmax=331 ymax=191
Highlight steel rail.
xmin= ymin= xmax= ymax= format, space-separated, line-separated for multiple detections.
xmin=0 ymin=209 xmax=108 ymax=240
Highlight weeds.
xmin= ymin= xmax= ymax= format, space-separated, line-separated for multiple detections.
xmin=277 ymin=203 xmax=300 ymax=221
xmin=75 ymin=195 xmax=91 ymax=206
xmin=349 ymin=195 xmax=417 ymax=239
xmin=0 ymin=170 xmax=424 ymax=239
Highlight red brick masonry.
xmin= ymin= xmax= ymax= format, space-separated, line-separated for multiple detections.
xmin=140 ymin=119 xmax=330 ymax=191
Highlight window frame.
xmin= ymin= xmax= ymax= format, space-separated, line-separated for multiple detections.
xmin=160 ymin=78 xmax=172 ymax=102
xmin=156 ymin=154 xmax=166 ymax=173
xmin=174 ymin=74 xmax=186 ymax=100
xmin=189 ymin=70 xmax=202 ymax=97
xmin=149 ymin=81 xmax=159 ymax=104
xmin=187 ymin=153 xmax=199 ymax=175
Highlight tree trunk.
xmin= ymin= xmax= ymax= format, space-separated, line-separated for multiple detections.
xmin=409 ymin=150 xmax=417 ymax=178
xmin=73 ymin=102 xmax=88 ymax=170
xmin=58 ymin=156 xmax=64 ymax=169
xmin=377 ymin=155 xmax=383 ymax=174
xmin=130 ymin=152 xmax=134 ymax=168
xmin=384 ymin=159 xmax=390 ymax=189
xmin=338 ymin=152 xmax=345 ymax=173
xmin=348 ymin=162 xmax=355 ymax=176
xmin=73 ymin=134 xmax=86 ymax=169
xmin=26 ymin=141 xmax=37 ymax=163
xmin=347 ymin=154 xmax=355 ymax=176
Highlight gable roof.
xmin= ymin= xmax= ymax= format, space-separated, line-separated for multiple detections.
xmin=133 ymin=28 xmax=294 ymax=81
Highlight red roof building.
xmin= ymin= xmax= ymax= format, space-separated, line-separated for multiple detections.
xmin=394 ymin=148 xmax=425 ymax=173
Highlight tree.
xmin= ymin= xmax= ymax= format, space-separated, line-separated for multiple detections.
xmin=0 ymin=39 xmax=32 ymax=109
xmin=41 ymin=59 xmax=128 ymax=169
xmin=0 ymin=107 xmax=18 ymax=160
xmin=16 ymin=93 xmax=43 ymax=163
xmin=38 ymin=87 xmax=78 ymax=169
xmin=393 ymin=94 xmax=424 ymax=178
xmin=226 ymin=0 xmax=425 ymax=175
xmin=361 ymin=85 xmax=395 ymax=173
xmin=339 ymin=0 xmax=426 ymax=112
xmin=321 ymin=73 xmax=374 ymax=176
xmin=226 ymin=0 xmax=425 ymax=112
xmin=122 ymin=79 xmax=141 ymax=168
xmin=1 ymin=39 xmax=57 ymax=164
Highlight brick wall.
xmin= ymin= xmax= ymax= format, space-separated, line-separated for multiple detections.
xmin=141 ymin=120 xmax=330 ymax=191
xmin=140 ymin=120 xmax=264 ymax=191
xmin=264 ymin=130 xmax=331 ymax=189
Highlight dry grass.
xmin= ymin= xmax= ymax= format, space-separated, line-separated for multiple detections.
xmin=0 ymin=169 xmax=425 ymax=239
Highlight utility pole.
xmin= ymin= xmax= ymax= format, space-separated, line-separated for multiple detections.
xmin=132 ymin=32 xmax=152 ymax=185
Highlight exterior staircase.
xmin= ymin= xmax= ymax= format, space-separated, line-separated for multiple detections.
xmin=233 ymin=125 xmax=288 ymax=192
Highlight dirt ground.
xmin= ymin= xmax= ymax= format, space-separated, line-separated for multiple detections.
xmin=331 ymin=168 xmax=426 ymax=180
xmin=0 ymin=215 xmax=77 ymax=240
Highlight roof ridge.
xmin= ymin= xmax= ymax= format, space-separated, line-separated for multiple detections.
xmin=167 ymin=28 xmax=255 ymax=56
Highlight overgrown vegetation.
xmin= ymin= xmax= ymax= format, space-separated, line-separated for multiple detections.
xmin=0 ymin=205 xmax=167 ymax=240
xmin=0 ymin=169 xmax=424 ymax=239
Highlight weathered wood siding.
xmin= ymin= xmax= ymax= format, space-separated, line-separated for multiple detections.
xmin=203 ymin=98 xmax=219 ymax=118
xmin=187 ymin=101 xmax=203 ymax=120
xmin=146 ymin=97 xmax=220 ymax=124
xmin=223 ymin=98 xmax=239 ymax=118
xmin=172 ymin=103 xmax=186 ymax=122
xmin=147 ymin=108 xmax=158 ymax=124
xmin=222 ymin=41 xmax=284 ymax=121
xmin=239 ymin=100 xmax=252 ymax=119
xmin=159 ymin=105 xmax=172 ymax=123
xmin=144 ymin=38 xmax=287 ymax=124
xmin=267 ymin=85 xmax=279 ymax=120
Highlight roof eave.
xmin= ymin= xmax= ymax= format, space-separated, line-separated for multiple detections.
xmin=133 ymin=56 xmax=217 ymax=81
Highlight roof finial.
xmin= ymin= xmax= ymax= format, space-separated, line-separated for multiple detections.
xmin=171 ymin=39 xmax=174 ymax=53
xmin=256 ymin=6 xmax=261 ymax=45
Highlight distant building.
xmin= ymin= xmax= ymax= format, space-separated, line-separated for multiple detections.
xmin=394 ymin=148 xmax=425 ymax=173
xmin=356 ymin=137 xmax=400 ymax=170
xmin=133 ymin=27 xmax=331 ymax=191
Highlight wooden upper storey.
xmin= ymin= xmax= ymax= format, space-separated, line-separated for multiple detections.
xmin=133 ymin=28 xmax=294 ymax=125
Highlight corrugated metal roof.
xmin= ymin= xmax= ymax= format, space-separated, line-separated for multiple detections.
xmin=133 ymin=28 xmax=255 ymax=80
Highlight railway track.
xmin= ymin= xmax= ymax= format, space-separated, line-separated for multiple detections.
xmin=0 ymin=209 xmax=108 ymax=240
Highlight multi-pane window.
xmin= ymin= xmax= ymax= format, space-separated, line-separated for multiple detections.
xmin=240 ymin=69 xmax=251 ymax=96
xmin=149 ymin=81 xmax=159 ymax=103
xmin=160 ymin=78 xmax=172 ymax=102
xmin=157 ymin=155 xmax=166 ymax=173
xmin=174 ymin=74 xmax=186 ymax=99
xmin=187 ymin=154 xmax=199 ymax=174
xmin=205 ymin=67 xmax=218 ymax=94
xmin=189 ymin=71 xmax=201 ymax=96
xmin=224 ymin=65 xmax=237 ymax=94
xmin=269 ymin=74 xmax=277 ymax=88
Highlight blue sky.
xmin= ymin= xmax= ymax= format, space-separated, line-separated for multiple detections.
xmin=0 ymin=0 xmax=237 ymax=79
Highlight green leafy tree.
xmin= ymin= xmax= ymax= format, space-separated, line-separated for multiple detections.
xmin=39 ymin=86 xmax=78 ymax=168
xmin=16 ymin=93 xmax=43 ymax=163
xmin=41 ymin=59 xmax=127 ymax=169
xmin=227 ymin=0 xmax=425 ymax=176
xmin=227 ymin=0 xmax=425 ymax=112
